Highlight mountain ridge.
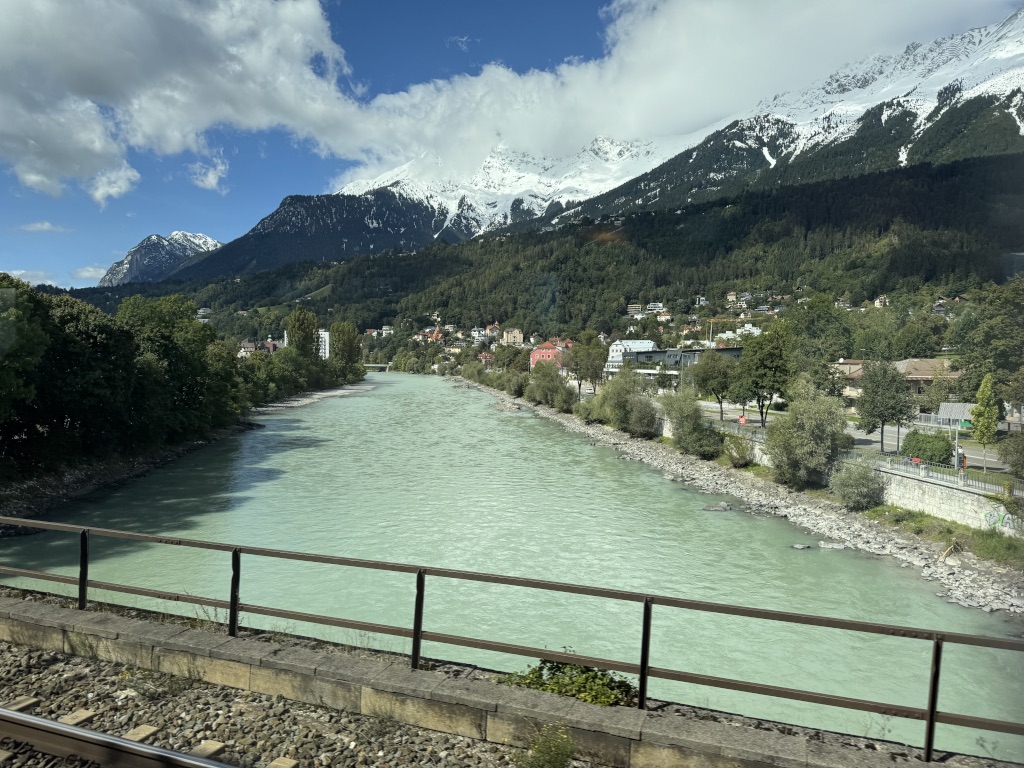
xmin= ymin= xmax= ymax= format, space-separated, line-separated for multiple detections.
xmin=99 ymin=231 xmax=221 ymax=287
xmin=111 ymin=6 xmax=1024 ymax=284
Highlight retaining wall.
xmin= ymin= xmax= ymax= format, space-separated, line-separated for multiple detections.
xmin=879 ymin=471 xmax=1021 ymax=535
xmin=0 ymin=595 xmax=937 ymax=768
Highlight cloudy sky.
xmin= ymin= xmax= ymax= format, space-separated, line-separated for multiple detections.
xmin=1 ymin=0 xmax=1020 ymax=288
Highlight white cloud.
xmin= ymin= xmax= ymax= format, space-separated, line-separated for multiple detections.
xmin=19 ymin=221 xmax=67 ymax=233
xmin=2 ymin=270 xmax=57 ymax=286
xmin=188 ymin=155 xmax=229 ymax=194
xmin=0 ymin=0 xmax=1018 ymax=199
xmin=72 ymin=265 xmax=107 ymax=281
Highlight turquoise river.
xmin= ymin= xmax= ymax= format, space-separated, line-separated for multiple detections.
xmin=1 ymin=374 xmax=1022 ymax=761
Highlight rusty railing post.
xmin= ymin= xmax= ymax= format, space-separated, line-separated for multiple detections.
xmin=411 ymin=569 xmax=426 ymax=669
xmin=228 ymin=548 xmax=241 ymax=637
xmin=77 ymin=529 xmax=90 ymax=610
xmin=923 ymin=635 xmax=944 ymax=762
xmin=638 ymin=597 xmax=653 ymax=709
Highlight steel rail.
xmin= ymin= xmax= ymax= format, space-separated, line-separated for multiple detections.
xmin=0 ymin=707 xmax=232 ymax=768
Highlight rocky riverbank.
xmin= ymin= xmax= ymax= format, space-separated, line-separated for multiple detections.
xmin=460 ymin=379 xmax=1024 ymax=621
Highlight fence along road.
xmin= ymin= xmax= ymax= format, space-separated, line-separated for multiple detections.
xmin=0 ymin=515 xmax=1021 ymax=763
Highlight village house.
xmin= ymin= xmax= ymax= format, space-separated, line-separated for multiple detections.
xmin=832 ymin=357 xmax=960 ymax=400
xmin=501 ymin=328 xmax=524 ymax=346
xmin=381 ymin=325 xmax=394 ymax=337
xmin=530 ymin=341 xmax=566 ymax=370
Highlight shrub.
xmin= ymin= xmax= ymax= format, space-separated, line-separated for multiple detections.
xmin=661 ymin=390 xmax=722 ymax=459
xmin=513 ymin=724 xmax=574 ymax=768
xmin=723 ymin=434 xmax=755 ymax=468
xmin=899 ymin=430 xmax=953 ymax=464
xmin=573 ymin=398 xmax=600 ymax=423
xmin=830 ymin=459 xmax=888 ymax=511
xmin=997 ymin=432 xmax=1024 ymax=478
xmin=500 ymin=657 xmax=638 ymax=707
xmin=765 ymin=378 xmax=847 ymax=489
xmin=626 ymin=393 xmax=659 ymax=438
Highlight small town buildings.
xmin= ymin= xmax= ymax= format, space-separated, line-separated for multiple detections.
xmin=381 ymin=326 xmax=394 ymax=337
xmin=832 ymin=357 xmax=960 ymax=399
xmin=530 ymin=341 xmax=564 ymax=370
xmin=626 ymin=303 xmax=643 ymax=316
xmin=614 ymin=346 xmax=743 ymax=381
xmin=604 ymin=339 xmax=658 ymax=376
xmin=470 ymin=327 xmax=487 ymax=343
xmin=501 ymin=328 xmax=524 ymax=346
xmin=477 ymin=351 xmax=494 ymax=368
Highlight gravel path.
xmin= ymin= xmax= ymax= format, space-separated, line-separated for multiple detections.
xmin=462 ymin=380 xmax=1024 ymax=621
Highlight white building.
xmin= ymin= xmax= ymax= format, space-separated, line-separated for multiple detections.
xmin=604 ymin=339 xmax=658 ymax=375
xmin=283 ymin=329 xmax=331 ymax=360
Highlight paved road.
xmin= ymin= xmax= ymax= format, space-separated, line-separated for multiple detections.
xmin=698 ymin=401 xmax=1009 ymax=472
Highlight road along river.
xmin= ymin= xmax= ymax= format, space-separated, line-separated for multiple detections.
xmin=1 ymin=374 xmax=1021 ymax=761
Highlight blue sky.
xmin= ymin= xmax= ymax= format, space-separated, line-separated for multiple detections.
xmin=1 ymin=0 xmax=1020 ymax=288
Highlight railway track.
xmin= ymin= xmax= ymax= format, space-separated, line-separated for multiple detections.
xmin=0 ymin=697 xmax=297 ymax=768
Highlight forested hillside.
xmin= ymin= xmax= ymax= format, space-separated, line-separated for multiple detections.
xmin=67 ymin=152 xmax=1021 ymax=341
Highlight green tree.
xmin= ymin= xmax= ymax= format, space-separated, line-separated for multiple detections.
xmin=329 ymin=320 xmax=363 ymax=384
xmin=563 ymin=342 xmax=606 ymax=400
xmin=661 ymin=388 xmax=722 ymax=459
xmin=856 ymin=361 xmax=915 ymax=452
xmin=1003 ymin=365 xmax=1024 ymax=427
xmin=734 ymin=325 xmax=793 ymax=427
xmin=524 ymin=361 xmax=575 ymax=412
xmin=971 ymin=373 xmax=1000 ymax=471
xmin=766 ymin=377 xmax=848 ymax=488
xmin=691 ymin=350 xmax=736 ymax=421
xmin=0 ymin=275 xmax=50 ymax=426
xmin=953 ymin=277 xmax=1024 ymax=395
xmin=285 ymin=307 xmax=321 ymax=362
xmin=997 ymin=433 xmax=1024 ymax=478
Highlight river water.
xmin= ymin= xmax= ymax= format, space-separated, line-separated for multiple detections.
xmin=1 ymin=374 xmax=1022 ymax=761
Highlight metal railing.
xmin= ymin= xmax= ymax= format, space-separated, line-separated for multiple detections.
xmin=870 ymin=454 xmax=1024 ymax=498
xmin=0 ymin=515 xmax=1022 ymax=762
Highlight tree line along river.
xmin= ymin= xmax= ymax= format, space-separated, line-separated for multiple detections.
xmin=1 ymin=374 xmax=1021 ymax=762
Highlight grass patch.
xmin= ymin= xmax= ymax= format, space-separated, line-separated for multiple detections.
xmin=738 ymin=464 xmax=775 ymax=481
xmin=862 ymin=505 xmax=1024 ymax=571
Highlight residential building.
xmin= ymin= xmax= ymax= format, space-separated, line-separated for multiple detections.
xmin=626 ymin=303 xmax=643 ymax=316
xmin=832 ymin=357 xmax=959 ymax=399
xmin=381 ymin=326 xmax=394 ymax=337
xmin=501 ymin=328 xmax=524 ymax=346
xmin=615 ymin=346 xmax=743 ymax=381
xmin=530 ymin=341 xmax=565 ymax=370
xmin=604 ymin=339 xmax=657 ymax=376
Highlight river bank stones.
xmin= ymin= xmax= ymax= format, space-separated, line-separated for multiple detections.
xmin=460 ymin=379 xmax=1024 ymax=619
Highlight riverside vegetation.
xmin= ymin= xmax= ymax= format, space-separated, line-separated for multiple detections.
xmin=0 ymin=274 xmax=364 ymax=482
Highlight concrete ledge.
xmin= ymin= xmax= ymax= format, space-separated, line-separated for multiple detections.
xmin=362 ymin=687 xmax=486 ymax=740
xmin=0 ymin=598 xmax=953 ymax=768
xmin=250 ymin=665 xmax=359 ymax=712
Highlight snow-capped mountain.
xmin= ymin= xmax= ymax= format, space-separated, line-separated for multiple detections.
xmin=166 ymin=7 xmax=1024 ymax=281
xmin=337 ymin=135 xmax=697 ymax=237
xmin=570 ymin=7 xmax=1024 ymax=218
xmin=99 ymin=231 xmax=222 ymax=286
